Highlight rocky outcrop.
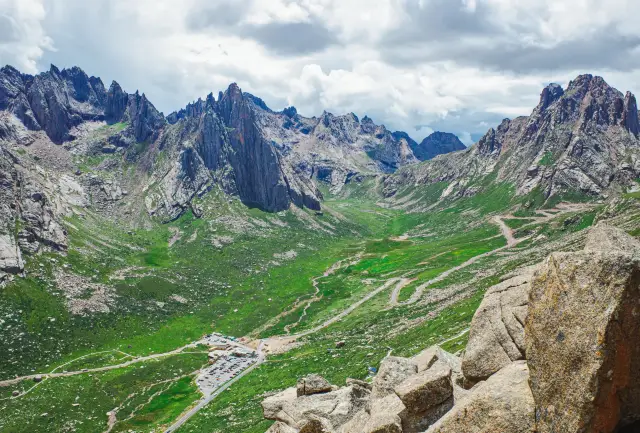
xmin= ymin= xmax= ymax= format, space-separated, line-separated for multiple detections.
xmin=0 ymin=66 xmax=40 ymax=131
xmin=395 ymin=361 xmax=454 ymax=432
xmin=1 ymin=64 xmax=107 ymax=143
xmin=461 ymin=270 xmax=534 ymax=383
xmin=105 ymin=81 xmax=128 ymax=124
xmin=26 ymin=65 xmax=106 ymax=143
xmin=526 ymin=224 xmax=640 ymax=433
xmin=0 ymin=143 xmax=67 ymax=276
xmin=410 ymin=132 xmax=466 ymax=161
xmin=262 ymin=379 xmax=370 ymax=431
xmin=126 ymin=91 xmax=165 ymax=143
xmin=260 ymin=349 xmax=463 ymax=433
xmin=250 ymin=99 xmax=419 ymax=194
xmin=372 ymin=356 xmax=418 ymax=398
xmin=217 ymin=84 xmax=320 ymax=212
xmin=426 ymin=361 xmax=535 ymax=433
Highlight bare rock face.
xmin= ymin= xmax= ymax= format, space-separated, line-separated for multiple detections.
xmin=262 ymin=383 xmax=370 ymax=431
xmin=462 ymin=270 xmax=534 ymax=383
xmin=371 ymin=356 xmax=418 ymax=398
xmin=526 ymin=224 xmax=640 ymax=433
xmin=27 ymin=65 xmax=106 ymax=143
xmin=425 ymin=361 xmax=535 ymax=433
xmin=0 ymin=144 xmax=67 ymax=275
xmin=0 ymin=234 xmax=23 ymax=275
xmin=384 ymin=74 xmax=640 ymax=206
xmin=410 ymin=346 xmax=440 ymax=372
xmin=394 ymin=360 xmax=454 ymax=432
xmin=105 ymin=81 xmax=128 ymax=123
xmin=297 ymin=375 xmax=333 ymax=397
xmin=0 ymin=66 xmax=40 ymax=131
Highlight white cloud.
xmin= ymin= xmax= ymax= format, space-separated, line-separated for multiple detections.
xmin=0 ymin=0 xmax=53 ymax=73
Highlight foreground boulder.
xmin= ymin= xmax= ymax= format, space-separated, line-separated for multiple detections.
xmin=297 ymin=375 xmax=333 ymax=397
xmin=266 ymin=422 xmax=298 ymax=433
xmin=262 ymin=349 xmax=463 ymax=433
xmin=371 ymin=356 xmax=418 ymax=398
xmin=526 ymin=224 xmax=640 ymax=433
xmin=394 ymin=360 xmax=454 ymax=432
xmin=462 ymin=270 xmax=534 ymax=383
xmin=426 ymin=361 xmax=535 ymax=433
xmin=262 ymin=382 xmax=370 ymax=431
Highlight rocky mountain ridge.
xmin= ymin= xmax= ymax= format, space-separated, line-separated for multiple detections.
xmin=385 ymin=74 xmax=640 ymax=207
xmin=0 ymin=64 xmax=467 ymax=218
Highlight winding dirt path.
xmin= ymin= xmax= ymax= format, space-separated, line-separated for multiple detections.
xmin=0 ymin=344 xmax=204 ymax=390
xmin=283 ymin=254 xmax=362 ymax=335
xmin=493 ymin=216 xmax=517 ymax=247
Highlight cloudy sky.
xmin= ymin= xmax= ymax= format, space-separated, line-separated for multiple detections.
xmin=2 ymin=0 xmax=640 ymax=144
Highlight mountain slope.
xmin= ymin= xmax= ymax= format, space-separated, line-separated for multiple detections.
xmin=385 ymin=75 xmax=640 ymax=208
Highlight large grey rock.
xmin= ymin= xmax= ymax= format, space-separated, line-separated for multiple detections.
xmin=263 ymin=384 xmax=370 ymax=431
xmin=426 ymin=361 xmax=535 ymax=433
xmin=371 ymin=356 xmax=418 ymax=398
xmin=297 ymin=374 xmax=333 ymax=397
xmin=462 ymin=270 xmax=533 ymax=383
xmin=341 ymin=393 xmax=405 ymax=433
xmin=394 ymin=360 xmax=453 ymax=432
xmin=526 ymin=225 xmax=640 ymax=433
xmin=262 ymin=387 xmax=298 ymax=421
xmin=0 ymin=234 xmax=23 ymax=274
xmin=299 ymin=416 xmax=334 ymax=433
xmin=410 ymin=346 xmax=440 ymax=372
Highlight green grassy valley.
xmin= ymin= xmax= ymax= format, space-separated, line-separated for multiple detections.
xmin=2 ymin=165 xmax=632 ymax=433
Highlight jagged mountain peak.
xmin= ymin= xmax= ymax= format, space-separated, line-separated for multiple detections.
xmin=537 ymin=83 xmax=564 ymax=112
xmin=385 ymin=73 xmax=640 ymax=206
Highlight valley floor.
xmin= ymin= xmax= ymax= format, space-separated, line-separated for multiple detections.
xmin=1 ymin=185 xmax=637 ymax=433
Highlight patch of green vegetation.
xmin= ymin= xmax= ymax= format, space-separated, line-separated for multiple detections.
xmin=0 ymin=354 xmax=207 ymax=433
xmin=504 ymin=218 xmax=535 ymax=230
xmin=539 ymin=151 xmax=555 ymax=166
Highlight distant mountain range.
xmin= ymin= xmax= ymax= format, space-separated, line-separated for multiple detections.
xmin=3 ymin=64 xmax=640 ymax=277
xmin=0 ymin=64 xmax=466 ymax=213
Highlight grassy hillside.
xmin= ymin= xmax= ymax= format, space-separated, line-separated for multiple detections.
xmin=1 ymin=172 xmax=630 ymax=433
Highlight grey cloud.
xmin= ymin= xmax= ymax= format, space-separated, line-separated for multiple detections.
xmin=239 ymin=20 xmax=337 ymax=56
xmin=186 ymin=0 xmax=249 ymax=30
xmin=462 ymin=27 xmax=640 ymax=73
xmin=381 ymin=2 xmax=640 ymax=74
xmin=185 ymin=0 xmax=336 ymax=56
xmin=0 ymin=15 xmax=18 ymax=42
xmin=384 ymin=0 xmax=496 ymax=44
